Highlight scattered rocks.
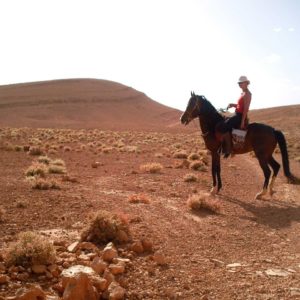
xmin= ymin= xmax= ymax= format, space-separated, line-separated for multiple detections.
xmin=102 ymin=243 xmax=118 ymax=262
xmin=265 ymin=268 xmax=291 ymax=277
xmin=0 ymin=274 xmax=9 ymax=284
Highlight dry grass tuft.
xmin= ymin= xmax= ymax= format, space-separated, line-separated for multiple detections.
xmin=37 ymin=156 xmax=51 ymax=165
xmin=81 ymin=210 xmax=131 ymax=244
xmin=173 ymin=151 xmax=188 ymax=159
xmin=187 ymin=193 xmax=221 ymax=213
xmin=188 ymin=153 xmax=200 ymax=161
xmin=128 ymin=193 xmax=150 ymax=204
xmin=29 ymin=146 xmax=44 ymax=156
xmin=25 ymin=163 xmax=48 ymax=178
xmin=5 ymin=231 xmax=56 ymax=267
xmin=140 ymin=163 xmax=163 ymax=174
xmin=190 ymin=160 xmax=207 ymax=172
xmin=27 ymin=177 xmax=61 ymax=190
xmin=184 ymin=173 xmax=198 ymax=182
xmin=0 ymin=206 xmax=5 ymax=222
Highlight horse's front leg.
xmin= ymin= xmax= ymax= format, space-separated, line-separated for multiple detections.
xmin=210 ymin=151 xmax=222 ymax=195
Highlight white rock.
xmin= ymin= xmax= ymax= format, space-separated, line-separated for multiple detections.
xmin=265 ymin=268 xmax=290 ymax=277
xmin=226 ymin=263 xmax=242 ymax=268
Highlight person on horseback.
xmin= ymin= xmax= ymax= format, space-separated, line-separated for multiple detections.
xmin=218 ymin=75 xmax=252 ymax=158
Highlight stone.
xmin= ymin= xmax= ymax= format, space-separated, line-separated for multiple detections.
xmin=103 ymin=270 xmax=115 ymax=288
xmin=130 ymin=241 xmax=144 ymax=254
xmin=265 ymin=269 xmax=290 ymax=277
xmin=153 ymin=252 xmax=167 ymax=266
xmin=108 ymin=281 xmax=125 ymax=300
xmin=14 ymin=285 xmax=46 ymax=300
xmin=109 ymin=263 xmax=125 ymax=275
xmin=67 ymin=241 xmax=80 ymax=253
xmin=226 ymin=263 xmax=242 ymax=268
xmin=0 ymin=274 xmax=9 ymax=284
xmin=62 ymin=272 xmax=98 ymax=300
xmin=141 ymin=239 xmax=153 ymax=252
xmin=78 ymin=242 xmax=98 ymax=252
xmin=91 ymin=256 xmax=107 ymax=275
xmin=93 ymin=277 xmax=108 ymax=292
xmin=102 ymin=243 xmax=118 ymax=262
xmin=32 ymin=264 xmax=47 ymax=274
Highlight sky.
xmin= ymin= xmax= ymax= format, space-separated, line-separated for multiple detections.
xmin=0 ymin=0 xmax=300 ymax=111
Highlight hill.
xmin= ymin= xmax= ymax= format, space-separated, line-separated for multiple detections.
xmin=0 ymin=79 xmax=182 ymax=131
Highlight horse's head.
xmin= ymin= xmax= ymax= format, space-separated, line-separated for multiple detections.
xmin=180 ymin=92 xmax=204 ymax=125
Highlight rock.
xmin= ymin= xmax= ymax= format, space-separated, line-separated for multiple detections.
xmin=91 ymin=162 xmax=101 ymax=168
xmin=78 ymin=242 xmax=98 ymax=252
xmin=91 ymin=256 xmax=107 ymax=275
xmin=103 ymin=270 xmax=115 ymax=288
xmin=130 ymin=241 xmax=144 ymax=254
xmin=32 ymin=264 xmax=47 ymax=274
xmin=0 ymin=262 xmax=6 ymax=272
xmin=109 ymin=263 xmax=125 ymax=275
xmin=226 ymin=263 xmax=242 ymax=268
xmin=93 ymin=277 xmax=108 ymax=292
xmin=265 ymin=268 xmax=290 ymax=277
xmin=0 ymin=274 xmax=9 ymax=284
xmin=14 ymin=285 xmax=46 ymax=300
xmin=17 ymin=273 xmax=30 ymax=281
xmin=141 ymin=239 xmax=153 ymax=252
xmin=290 ymin=288 xmax=300 ymax=297
xmin=210 ymin=259 xmax=225 ymax=267
xmin=61 ymin=265 xmax=97 ymax=288
xmin=108 ymin=281 xmax=125 ymax=300
xmin=116 ymin=230 xmax=130 ymax=243
xmin=102 ymin=243 xmax=118 ymax=262
xmin=153 ymin=252 xmax=167 ymax=266
xmin=67 ymin=241 xmax=80 ymax=253
xmin=62 ymin=272 xmax=98 ymax=300
xmin=48 ymin=264 xmax=60 ymax=278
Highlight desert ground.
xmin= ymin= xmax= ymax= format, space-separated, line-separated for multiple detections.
xmin=0 ymin=79 xmax=300 ymax=299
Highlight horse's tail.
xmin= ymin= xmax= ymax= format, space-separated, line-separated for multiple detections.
xmin=275 ymin=130 xmax=300 ymax=184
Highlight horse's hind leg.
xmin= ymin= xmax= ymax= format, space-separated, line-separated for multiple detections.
xmin=255 ymin=156 xmax=271 ymax=200
xmin=268 ymin=156 xmax=280 ymax=196
xmin=210 ymin=152 xmax=221 ymax=195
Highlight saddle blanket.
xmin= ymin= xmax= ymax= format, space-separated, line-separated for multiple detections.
xmin=232 ymin=129 xmax=247 ymax=149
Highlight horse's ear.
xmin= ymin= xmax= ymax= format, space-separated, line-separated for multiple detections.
xmin=191 ymin=91 xmax=195 ymax=97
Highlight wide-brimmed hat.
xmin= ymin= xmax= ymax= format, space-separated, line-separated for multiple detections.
xmin=238 ymin=75 xmax=250 ymax=83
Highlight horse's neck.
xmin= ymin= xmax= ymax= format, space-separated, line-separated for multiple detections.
xmin=198 ymin=112 xmax=222 ymax=134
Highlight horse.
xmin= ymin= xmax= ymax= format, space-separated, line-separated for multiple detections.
xmin=180 ymin=92 xmax=298 ymax=199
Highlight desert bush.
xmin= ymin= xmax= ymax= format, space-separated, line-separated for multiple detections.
xmin=190 ymin=160 xmax=207 ymax=172
xmin=184 ymin=173 xmax=198 ymax=182
xmin=27 ymin=177 xmax=61 ymax=190
xmin=48 ymin=165 xmax=66 ymax=174
xmin=50 ymin=159 xmax=65 ymax=166
xmin=64 ymin=146 xmax=71 ymax=152
xmin=14 ymin=145 xmax=23 ymax=152
xmin=0 ymin=206 xmax=5 ymax=222
xmin=129 ymin=193 xmax=150 ymax=204
xmin=81 ymin=210 xmax=131 ymax=244
xmin=25 ymin=163 xmax=48 ymax=178
xmin=29 ymin=146 xmax=44 ymax=156
xmin=188 ymin=153 xmax=200 ymax=161
xmin=37 ymin=155 xmax=51 ymax=165
xmin=140 ymin=162 xmax=163 ymax=174
xmin=187 ymin=193 xmax=221 ymax=213
xmin=173 ymin=151 xmax=188 ymax=159
xmin=5 ymin=231 xmax=56 ymax=267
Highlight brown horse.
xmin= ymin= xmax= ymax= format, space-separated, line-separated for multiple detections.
xmin=180 ymin=92 xmax=298 ymax=199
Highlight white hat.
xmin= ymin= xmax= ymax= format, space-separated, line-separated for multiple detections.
xmin=238 ymin=75 xmax=250 ymax=83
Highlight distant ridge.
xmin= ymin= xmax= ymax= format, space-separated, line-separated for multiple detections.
xmin=0 ymin=78 xmax=182 ymax=131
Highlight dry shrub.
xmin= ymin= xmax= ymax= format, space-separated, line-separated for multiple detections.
xmin=173 ymin=151 xmax=188 ymax=159
xmin=48 ymin=165 xmax=66 ymax=174
xmin=129 ymin=193 xmax=150 ymax=204
xmin=29 ymin=146 xmax=44 ymax=156
xmin=184 ymin=173 xmax=198 ymax=182
xmin=295 ymin=156 xmax=300 ymax=162
xmin=0 ymin=207 xmax=5 ymax=222
xmin=190 ymin=160 xmax=207 ymax=172
xmin=154 ymin=153 xmax=163 ymax=158
xmin=5 ymin=231 xmax=56 ymax=267
xmin=14 ymin=145 xmax=23 ymax=152
xmin=187 ymin=193 xmax=221 ymax=213
xmin=37 ymin=155 xmax=51 ymax=165
xmin=188 ymin=153 xmax=200 ymax=161
xmin=50 ymin=159 xmax=65 ymax=166
xmin=81 ymin=210 xmax=131 ymax=244
xmin=64 ymin=146 xmax=71 ymax=152
xmin=25 ymin=163 xmax=48 ymax=178
xmin=140 ymin=163 xmax=163 ymax=174
xmin=27 ymin=177 xmax=61 ymax=190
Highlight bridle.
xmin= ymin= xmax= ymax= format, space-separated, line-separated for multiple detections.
xmin=186 ymin=95 xmax=201 ymax=122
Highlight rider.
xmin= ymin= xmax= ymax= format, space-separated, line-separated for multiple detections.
xmin=217 ymin=75 xmax=252 ymax=158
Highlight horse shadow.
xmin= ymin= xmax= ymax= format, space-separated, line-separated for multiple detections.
xmin=221 ymin=194 xmax=300 ymax=229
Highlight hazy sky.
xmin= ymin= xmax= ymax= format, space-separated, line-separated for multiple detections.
xmin=1 ymin=0 xmax=300 ymax=110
